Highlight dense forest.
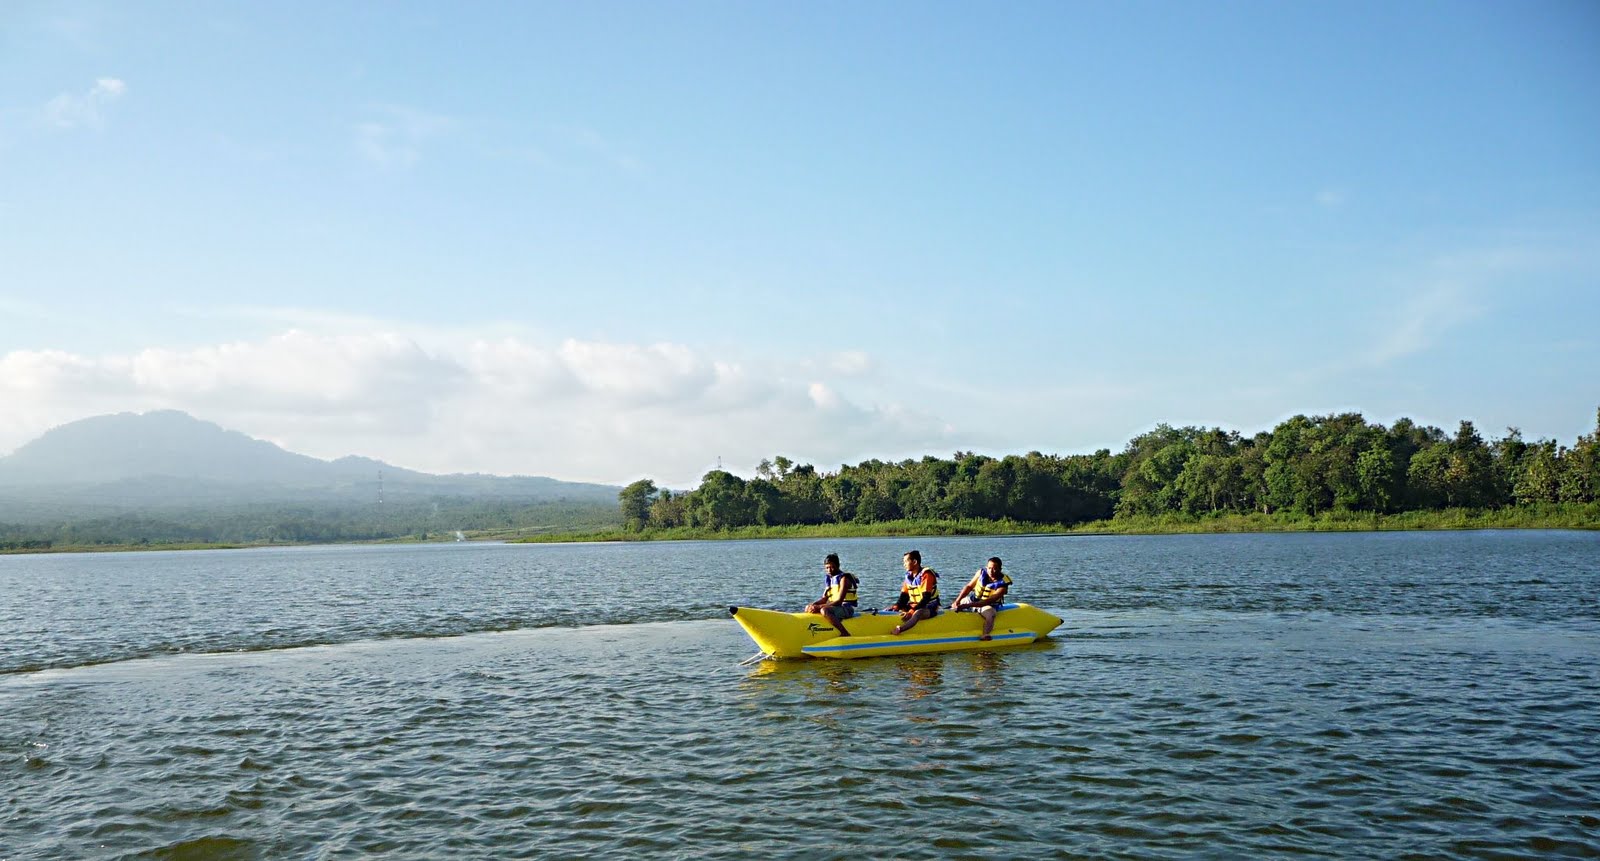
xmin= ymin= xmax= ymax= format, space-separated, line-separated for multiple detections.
xmin=619 ymin=410 xmax=1600 ymax=531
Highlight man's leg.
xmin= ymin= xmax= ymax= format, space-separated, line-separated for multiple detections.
xmin=977 ymin=605 xmax=996 ymax=639
xmin=823 ymin=605 xmax=850 ymax=637
xmin=893 ymin=605 xmax=931 ymax=635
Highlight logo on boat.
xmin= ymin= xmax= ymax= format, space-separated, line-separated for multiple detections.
xmin=807 ymin=623 xmax=831 ymax=634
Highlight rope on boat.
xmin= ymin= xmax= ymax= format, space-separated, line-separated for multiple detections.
xmin=737 ymin=651 xmax=772 ymax=666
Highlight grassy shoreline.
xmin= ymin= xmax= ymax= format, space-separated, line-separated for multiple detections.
xmin=514 ymin=503 xmax=1599 ymax=543
xmin=5 ymin=504 xmax=1593 ymax=554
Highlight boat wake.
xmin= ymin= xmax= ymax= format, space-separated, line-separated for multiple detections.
xmin=2 ymin=615 xmax=732 ymax=679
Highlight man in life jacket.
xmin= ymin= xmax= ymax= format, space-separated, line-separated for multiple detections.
xmin=951 ymin=556 xmax=1012 ymax=641
xmin=804 ymin=552 xmax=858 ymax=637
xmin=889 ymin=549 xmax=939 ymax=635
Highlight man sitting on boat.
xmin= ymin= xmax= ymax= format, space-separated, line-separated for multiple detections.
xmin=804 ymin=553 xmax=857 ymax=637
xmin=889 ymin=550 xmax=939 ymax=635
xmin=951 ymin=556 xmax=1012 ymax=641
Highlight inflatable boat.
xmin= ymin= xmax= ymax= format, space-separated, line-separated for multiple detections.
xmin=728 ymin=603 xmax=1064 ymax=660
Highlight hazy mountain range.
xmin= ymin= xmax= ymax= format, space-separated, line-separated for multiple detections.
xmin=0 ymin=410 xmax=618 ymax=524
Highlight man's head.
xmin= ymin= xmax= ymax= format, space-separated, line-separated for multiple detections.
xmin=903 ymin=550 xmax=921 ymax=572
xmin=824 ymin=553 xmax=841 ymax=574
xmin=986 ymin=557 xmax=1003 ymax=575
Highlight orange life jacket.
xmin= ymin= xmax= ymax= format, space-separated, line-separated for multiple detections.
xmin=902 ymin=568 xmax=939 ymax=607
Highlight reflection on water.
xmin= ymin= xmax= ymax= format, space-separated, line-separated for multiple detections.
xmin=896 ymin=656 xmax=945 ymax=703
xmin=961 ymin=650 xmax=1008 ymax=696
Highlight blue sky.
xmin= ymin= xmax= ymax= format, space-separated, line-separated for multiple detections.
xmin=2 ymin=1 xmax=1597 ymax=485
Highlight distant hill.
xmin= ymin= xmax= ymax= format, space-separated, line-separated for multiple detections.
xmin=0 ymin=410 xmax=619 ymax=523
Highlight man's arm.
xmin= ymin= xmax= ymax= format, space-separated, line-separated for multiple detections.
xmin=951 ymin=574 xmax=977 ymax=608
xmin=888 ymin=582 xmax=910 ymax=611
xmin=911 ymin=572 xmax=937 ymax=611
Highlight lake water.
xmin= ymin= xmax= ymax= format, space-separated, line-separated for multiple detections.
xmin=3 ymin=531 xmax=1598 ymax=859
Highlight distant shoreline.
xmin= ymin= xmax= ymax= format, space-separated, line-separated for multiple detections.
xmin=512 ymin=504 xmax=1599 ymax=544
xmin=0 ymin=541 xmax=253 ymax=555
xmin=5 ymin=505 xmax=1594 ymax=554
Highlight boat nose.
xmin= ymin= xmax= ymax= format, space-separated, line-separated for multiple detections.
xmin=727 ymin=606 xmax=739 ymax=617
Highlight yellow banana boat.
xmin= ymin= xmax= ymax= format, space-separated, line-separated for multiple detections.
xmin=727 ymin=603 xmax=1064 ymax=660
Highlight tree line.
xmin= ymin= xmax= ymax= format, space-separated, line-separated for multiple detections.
xmin=619 ymin=409 xmax=1600 ymax=530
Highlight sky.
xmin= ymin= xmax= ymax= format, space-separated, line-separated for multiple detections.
xmin=1 ymin=1 xmax=1597 ymax=486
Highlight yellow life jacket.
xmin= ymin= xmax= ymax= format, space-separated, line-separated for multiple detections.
xmin=973 ymin=570 xmax=1012 ymax=603
xmin=903 ymin=569 xmax=939 ymax=607
xmin=826 ymin=572 xmax=858 ymax=606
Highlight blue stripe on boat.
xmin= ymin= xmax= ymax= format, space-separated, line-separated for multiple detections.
xmin=803 ymin=631 xmax=1033 ymax=654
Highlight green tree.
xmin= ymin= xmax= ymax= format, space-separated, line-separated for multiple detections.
xmin=1355 ymin=442 xmax=1398 ymax=512
xmin=1493 ymin=428 xmax=1529 ymax=493
xmin=1263 ymin=416 xmax=1312 ymax=514
xmin=687 ymin=470 xmax=756 ymax=529
xmin=853 ymin=484 xmax=901 ymax=522
xmin=1558 ymin=408 xmax=1600 ymax=503
xmin=1175 ymin=453 xmax=1238 ymax=513
xmin=745 ymin=478 xmax=786 ymax=526
xmin=1406 ymin=442 xmax=1452 ymax=509
xmin=1388 ymin=417 xmax=1447 ymax=508
xmin=1116 ymin=425 xmax=1199 ymax=516
xmin=972 ymin=457 xmax=1017 ymax=519
xmin=618 ymin=479 xmax=658 ymax=531
xmin=775 ymin=461 xmax=829 ymax=525
xmin=1512 ymin=440 xmax=1563 ymax=505
xmin=1056 ymin=450 xmax=1120 ymax=522
xmin=648 ymin=490 xmax=688 ymax=528
xmin=896 ymin=456 xmax=954 ymax=519
xmin=1305 ymin=413 xmax=1375 ymax=511
xmin=821 ymin=472 xmax=861 ymax=522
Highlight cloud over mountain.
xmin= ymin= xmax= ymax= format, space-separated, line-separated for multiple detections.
xmin=0 ymin=330 xmax=951 ymax=485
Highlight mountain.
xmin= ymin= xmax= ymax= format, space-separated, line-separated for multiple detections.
xmin=0 ymin=411 xmax=619 ymax=522
xmin=0 ymin=410 xmax=338 ymax=487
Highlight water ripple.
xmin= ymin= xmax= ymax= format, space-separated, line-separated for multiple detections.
xmin=3 ymin=534 xmax=1599 ymax=859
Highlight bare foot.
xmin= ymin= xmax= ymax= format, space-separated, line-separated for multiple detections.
xmin=979 ymin=635 xmax=991 ymax=641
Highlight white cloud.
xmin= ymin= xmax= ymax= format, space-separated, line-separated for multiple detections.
xmin=808 ymin=382 xmax=842 ymax=410
xmin=465 ymin=337 xmax=578 ymax=399
xmin=1361 ymin=245 xmax=1567 ymax=368
xmin=556 ymin=340 xmax=714 ymax=404
xmin=1270 ymin=236 xmax=1597 ymax=391
xmin=123 ymin=330 xmax=461 ymax=411
xmin=43 ymin=78 xmax=126 ymax=130
xmin=0 ymin=331 xmax=952 ymax=485
xmin=1367 ymin=281 xmax=1481 ymax=366
xmin=354 ymin=104 xmax=455 ymax=169
xmin=0 ymin=349 xmax=112 ymax=393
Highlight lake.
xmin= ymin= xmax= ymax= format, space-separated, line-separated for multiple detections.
xmin=3 ymin=531 xmax=1598 ymax=859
